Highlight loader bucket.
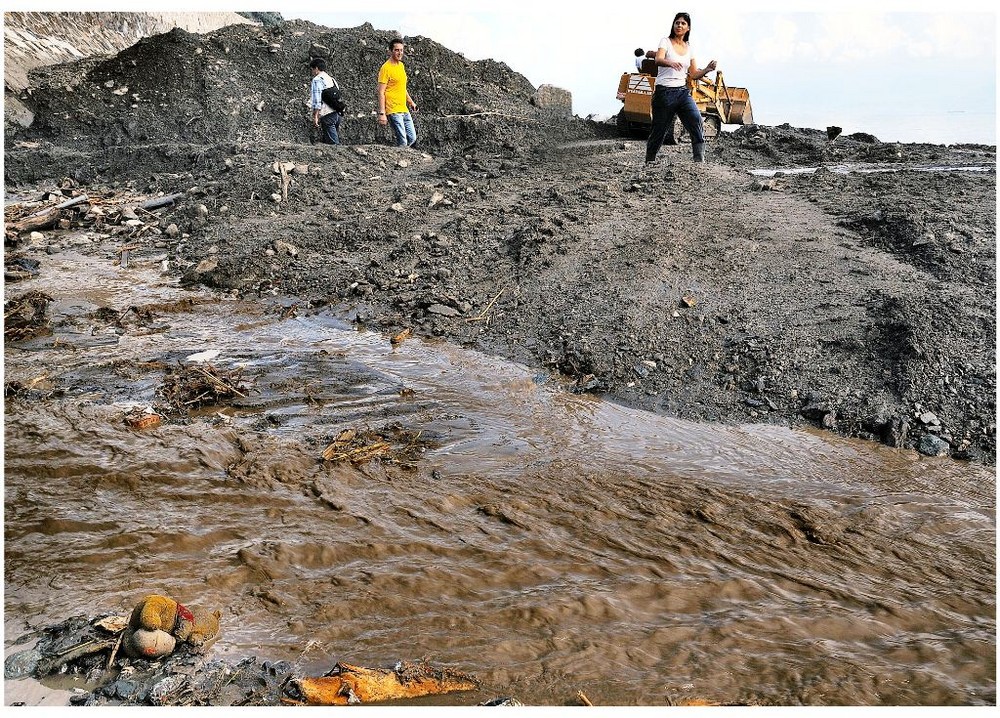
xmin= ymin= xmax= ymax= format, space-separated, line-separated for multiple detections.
xmin=723 ymin=87 xmax=753 ymax=125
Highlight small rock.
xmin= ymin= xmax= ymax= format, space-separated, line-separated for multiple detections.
xmin=918 ymin=411 xmax=941 ymax=426
xmin=274 ymin=240 xmax=298 ymax=257
xmin=426 ymin=303 xmax=460 ymax=317
xmin=918 ymin=434 xmax=950 ymax=457
xmin=390 ymin=202 xmax=405 ymax=213
xmin=751 ymin=178 xmax=778 ymax=191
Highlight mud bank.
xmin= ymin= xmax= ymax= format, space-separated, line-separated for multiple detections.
xmin=4 ymin=18 xmax=996 ymax=465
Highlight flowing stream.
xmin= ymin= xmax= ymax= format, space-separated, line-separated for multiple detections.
xmin=3 ymin=247 xmax=994 ymax=706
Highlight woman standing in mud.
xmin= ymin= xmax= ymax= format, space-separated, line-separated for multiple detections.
xmin=645 ymin=12 xmax=716 ymax=164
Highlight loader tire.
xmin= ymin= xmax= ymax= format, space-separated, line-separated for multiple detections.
xmin=616 ymin=110 xmax=651 ymax=139
xmin=703 ymin=115 xmax=722 ymax=139
xmin=616 ymin=110 xmax=632 ymax=137
xmin=671 ymin=116 xmax=687 ymax=144
xmin=671 ymin=114 xmax=720 ymax=143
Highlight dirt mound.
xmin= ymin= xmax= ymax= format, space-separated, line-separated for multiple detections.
xmin=9 ymin=19 xmax=602 ymax=154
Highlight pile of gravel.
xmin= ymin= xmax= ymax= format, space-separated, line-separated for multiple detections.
xmin=9 ymin=18 xmax=605 ymax=154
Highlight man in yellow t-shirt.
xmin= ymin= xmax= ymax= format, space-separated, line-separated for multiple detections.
xmin=377 ymin=39 xmax=418 ymax=147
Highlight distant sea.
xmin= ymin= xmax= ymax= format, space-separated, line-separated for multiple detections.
xmin=753 ymin=109 xmax=996 ymax=146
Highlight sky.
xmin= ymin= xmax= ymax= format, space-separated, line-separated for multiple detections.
xmin=285 ymin=0 xmax=996 ymax=145
xmin=3 ymin=1 xmax=996 ymax=144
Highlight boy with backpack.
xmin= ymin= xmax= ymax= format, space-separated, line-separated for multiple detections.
xmin=309 ymin=58 xmax=343 ymax=145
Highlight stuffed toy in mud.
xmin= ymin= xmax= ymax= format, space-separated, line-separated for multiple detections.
xmin=122 ymin=594 xmax=222 ymax=659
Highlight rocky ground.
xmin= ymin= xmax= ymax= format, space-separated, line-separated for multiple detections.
xmin=5 ymin=17 xmax=996 ymax=463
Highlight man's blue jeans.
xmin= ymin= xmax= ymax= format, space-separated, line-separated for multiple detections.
xmin=646 ymin=85 xmax=704 ymax=162
xmin=388 ymin=111 xmax=416 ymax=147
xmin=320 ymin=112 xmax=341 ymax=145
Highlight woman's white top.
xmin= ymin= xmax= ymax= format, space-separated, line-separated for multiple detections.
xmin=655 ymin=37 xmax=690 ymax=88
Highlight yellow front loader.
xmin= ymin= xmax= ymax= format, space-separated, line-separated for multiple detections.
xmin=615 ymin=68 xmax=753 ymax=140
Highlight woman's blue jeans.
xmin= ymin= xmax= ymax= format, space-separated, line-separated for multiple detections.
xmin=388 ymin=112 xmax=417 ymax=147
xmin=645 ymin=85 xmax=704 ymax=162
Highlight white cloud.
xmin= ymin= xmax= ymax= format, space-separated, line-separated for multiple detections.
xmin=751 ymin=17 xmax=802 ymax=64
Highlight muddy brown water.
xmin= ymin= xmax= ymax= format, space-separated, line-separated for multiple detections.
xmin=3 ymin=247 xmax=995 ymax=706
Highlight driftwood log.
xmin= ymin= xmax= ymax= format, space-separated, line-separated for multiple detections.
xmin=138 ymin=193 xmax=183 ymax=210
xmin=287 ymin=661 xmax=479 ymax=705
xmin=8 ymin=207 xmax=61 ymax=233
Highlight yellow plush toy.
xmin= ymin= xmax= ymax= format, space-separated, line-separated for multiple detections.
xmin=122 ymin=594 xmax=222 ymax=660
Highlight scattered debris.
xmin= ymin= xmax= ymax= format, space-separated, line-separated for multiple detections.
xmin=465 ymin=286 xmax=505 ymax=324
xmin=4 ymin=256 xmax=42 ymax=281
xmin=285 ymin=660 xmax=479 ymax=706
xmin=321 ymin=427 xmax=391 ymax=464
xmin=569 ymin=373 xmax=601 ymax=394
xmin=4 ymin=290 xmax=53 ymax=341
xmin=4 ymin=189 xmax=182 ymax=245
xmin=320 ymin=424 xmax=437 ymax=467
xmin=155 ymin=363 xmax=249 ymax=415
xmin=480 ymin=696 xmax=525 ymax=706
xmin=4 ymin=375 xmax=61 ymax=400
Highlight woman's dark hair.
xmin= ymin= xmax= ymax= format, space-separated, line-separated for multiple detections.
xmin=669 ymin=12 xmax=692 ymax=42
xmin=634 ymin=47 xmax=644 ymax=57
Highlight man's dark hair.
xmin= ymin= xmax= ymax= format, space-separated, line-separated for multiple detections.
xmin=389 ymin=38 xmax=404 ymax=50
xmin=310 ymin=58 xmax=327 ymax=71
xmin=634 ymin=48 xmax=644 ymax=57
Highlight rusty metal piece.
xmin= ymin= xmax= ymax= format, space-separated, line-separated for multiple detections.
xmin=126 ymin=412 xmax=161 ymax=430
xmin=390 ymin=327 xmax=412 ymax=346
xmin=290 ymin=661 xmax=478 ymax=705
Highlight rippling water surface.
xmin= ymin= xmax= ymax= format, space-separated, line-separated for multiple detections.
xmin=3 ymin=250 xmax=995 ymax=706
